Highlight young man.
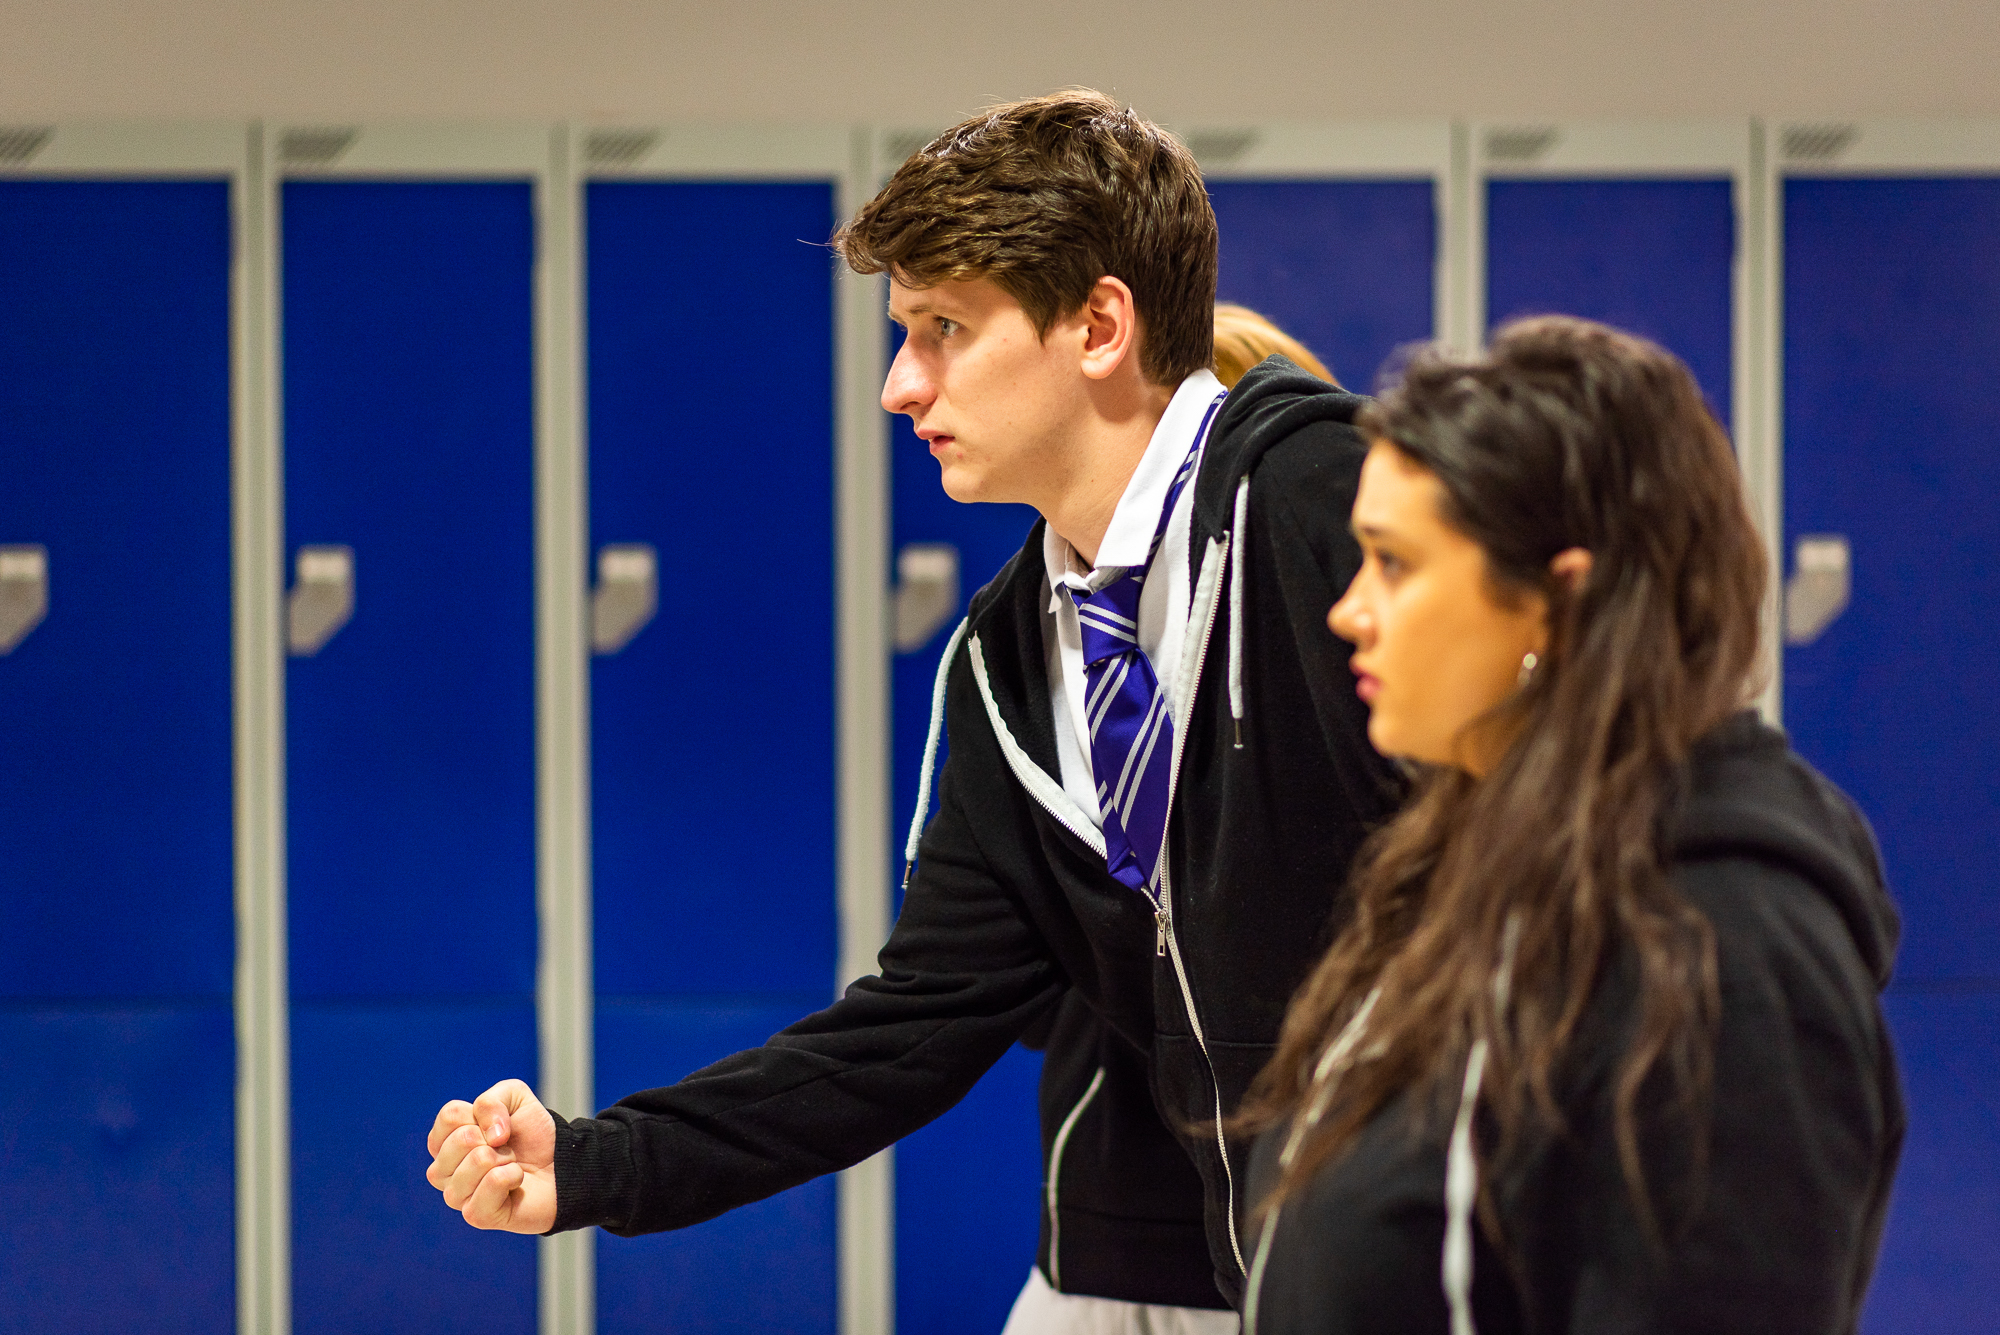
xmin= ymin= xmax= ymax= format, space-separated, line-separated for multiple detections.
xmin=425 ymin=91 xmax=1402 ymax=1326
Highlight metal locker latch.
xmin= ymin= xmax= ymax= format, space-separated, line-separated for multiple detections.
xmin=893 ymin=543 xmax=960 ymax=652
xmin=0 ymin=544 xmax=49 ymax=653
xmin=1784 ymin=534 xmax=1850 ymax=646
xmin=288 ymin=545 xmax=355 ymax=656
xmin=592 ymin=544 xmax=658 ymax=654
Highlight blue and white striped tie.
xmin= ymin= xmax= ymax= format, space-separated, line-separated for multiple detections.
xmin=1067 ymin=393 xmax=1225 ymax=945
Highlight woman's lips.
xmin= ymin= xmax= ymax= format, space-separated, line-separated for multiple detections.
xmin=1354 ymin=672 xmax=1380 ymax=704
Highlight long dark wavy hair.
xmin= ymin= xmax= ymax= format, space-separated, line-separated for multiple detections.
xmin=1234 ymin=316 xmax=1768 ymax=1239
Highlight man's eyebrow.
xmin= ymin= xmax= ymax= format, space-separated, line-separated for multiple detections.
xmin=886 ymin=302 xmax=937 ymax=327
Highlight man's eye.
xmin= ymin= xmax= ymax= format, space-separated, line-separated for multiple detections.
xmin=937 ymin=318 xmax=961 ymax=338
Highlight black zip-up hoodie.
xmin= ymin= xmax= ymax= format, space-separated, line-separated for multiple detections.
xmin=1241 ymin=713 xmax=1905 ymax=1335
xmin=546 ymin=359 xmax=1405 ymax=1308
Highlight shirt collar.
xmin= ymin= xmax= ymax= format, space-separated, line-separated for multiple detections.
xmin=1043 ymin=368 xmax=1226 ymax=610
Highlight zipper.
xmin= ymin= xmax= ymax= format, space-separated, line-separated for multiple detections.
xmin=971 ymin=539 xmax=1247 ymax=1275
xmin=1044 ymin=1064 xmax=1105 ymax=1292
xmin=1155 ymin=532 xmax=1249 ymax=1277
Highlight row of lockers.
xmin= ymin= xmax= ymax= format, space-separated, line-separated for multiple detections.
xmin=2 ymin=120 xmax=1996 ymax=1334
xmin=1 ymin=166 xmax=841 ymax=1335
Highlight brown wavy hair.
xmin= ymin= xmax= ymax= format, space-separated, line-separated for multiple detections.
xmin=834 ymin=90 xmax=1217 ymax=385
xmin=1234 ymin=316 xmax=1767 ymax=1240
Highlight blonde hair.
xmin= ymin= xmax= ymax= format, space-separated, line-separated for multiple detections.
xmin=1212 ymin=302 xmax=1339 ymax=388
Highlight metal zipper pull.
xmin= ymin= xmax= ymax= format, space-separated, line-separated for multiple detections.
xmin=1155 ymin=906 xmax=1169 ymax=957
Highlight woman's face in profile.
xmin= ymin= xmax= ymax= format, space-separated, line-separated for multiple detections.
xmin=1328 ymin=442 xmax=1550 ymax=775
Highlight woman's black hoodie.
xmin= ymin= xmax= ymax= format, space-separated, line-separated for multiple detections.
xmin=1242 ymin=713 xmax=1905 ymax=1335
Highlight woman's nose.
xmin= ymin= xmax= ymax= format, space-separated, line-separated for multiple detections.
xmin=1328 ymin=586 xmax=1365 ymax=646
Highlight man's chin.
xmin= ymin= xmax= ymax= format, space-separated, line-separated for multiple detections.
xmin=937 ymin=464 xmax=984 ymax=505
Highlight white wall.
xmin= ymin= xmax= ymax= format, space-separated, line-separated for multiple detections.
xmin=5 ymin=0 xmax=1996 ymax=124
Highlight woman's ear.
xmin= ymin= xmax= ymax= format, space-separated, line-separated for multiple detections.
xmin=1529 ymin=548 xmax=1593 ymax=656
xmin=1549 ymin=547 xmax=1592 ymax=591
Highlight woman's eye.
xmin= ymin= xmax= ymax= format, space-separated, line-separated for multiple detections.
xmin=1375 ymin=551 xmax=1405 ymax=579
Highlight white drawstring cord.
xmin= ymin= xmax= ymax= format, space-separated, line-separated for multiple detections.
xmin=1290 ymin=986 xmax=1385 ymax=1165
xmin=1228 ymin=476 xmax=1250 ymax=748
xmin=1243 ymin=985 xmax=1384 ymax=1335
xmin=1443 ymin=914 xmax=1523 ymax=1335
xmin=1442 ymin=1041 xmax=1490 ymax=1335
xmin=904 ymin=617 xmax=971 ymax=888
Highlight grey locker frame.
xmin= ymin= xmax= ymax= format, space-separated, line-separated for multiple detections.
xmin=1467 ymin=119 xmax=1776 ymax=718
xmin=575 ymin=122 xmax=891 ymax=1335
xmin=0 ymin=119 xmax=281 ymax=1335
xmin=1762 ymin=117 xmax=2000 ymax=722
xmin=262 ymin=120 xmax=586 ymax=1335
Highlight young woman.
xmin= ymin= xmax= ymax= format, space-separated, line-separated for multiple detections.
xmin=1235 ymin=316 xmax=1903 ymax=1334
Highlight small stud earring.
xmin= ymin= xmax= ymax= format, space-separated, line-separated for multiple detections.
xmin=1518 ymin=652 xmax=1539 ymax=689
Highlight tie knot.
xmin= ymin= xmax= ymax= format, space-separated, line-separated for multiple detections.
xmin=1070 ymin=576 xmax=1142 ymax=666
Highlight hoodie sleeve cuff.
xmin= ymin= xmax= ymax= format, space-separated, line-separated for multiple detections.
xmin=546 ymin=1110 xmax=640 ymax=1235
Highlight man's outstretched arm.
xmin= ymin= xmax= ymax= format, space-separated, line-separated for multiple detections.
xmin=425 ymin=740 xmax=1067 ymax=1237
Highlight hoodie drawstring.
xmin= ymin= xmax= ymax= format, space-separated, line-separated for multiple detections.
xmin=1443 ymin=913 xmax=1523 ymax=1335
xmin=1228 ymin=476 xmax=1250 ymax=748
xmin=1243 ymin=985 xmax=1384 ymax=1335
xmin=904 ymin=617 xmax=971 ymax=889
xmin=1245 ymin=915 xmax=1522 ymax=1335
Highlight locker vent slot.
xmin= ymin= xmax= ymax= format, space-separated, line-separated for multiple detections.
xmin=882 ymin=129 xmax=942 ymax=170
xmin=280 ymin=127 xmax=359 ymax=167
xmin=585 ymin=129 xmax=659 ymax=167
xmin=0 ymin=126 xmax=54 ymax=165
xmin=1485 ymin=126 xmax=1561 ymax=164
xmin=1781 ymin=124 xmax=1859 ymax=164
xmin=1186 ymin=130 xmax=1261 ymax=167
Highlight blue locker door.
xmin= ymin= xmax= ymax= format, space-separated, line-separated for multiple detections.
xmin=1782 ymin=176 xmax=2000 ymax=1332
xmin=586 ymin=180 xmax=840 ymax=1335
xmin=1210 ymin=178 xmax=1438 ymax=390
xmin=1485 ymin=178 xmax=1735 ymax=425
xmin=0 ymin=179 xmax=236 ymax=1334
xmin=890 ymin=178 xmax=1438 ymax=1333
xmin=282 ymin=180 xmax=540 ymax=1333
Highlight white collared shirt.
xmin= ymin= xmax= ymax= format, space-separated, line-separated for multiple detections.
xmin=1042 ymin=369 xmax=1226 ymax=829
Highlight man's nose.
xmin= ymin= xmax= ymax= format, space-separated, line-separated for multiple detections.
xmin=881 ymin=341 xmax=932 ymax=417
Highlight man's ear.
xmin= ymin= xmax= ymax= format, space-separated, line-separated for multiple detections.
xmin=1077 ymin=276 xmax=1141 ymax=382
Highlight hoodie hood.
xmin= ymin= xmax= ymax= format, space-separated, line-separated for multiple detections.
xmin=1672 ymin=711 xmax=1900 ymax=989
xmin=1193 ymin=355 xmax=1370 ymax=539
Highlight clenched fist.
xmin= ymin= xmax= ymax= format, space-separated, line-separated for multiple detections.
xmin=426 ymin=1078 xmax=559 ymax=1234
